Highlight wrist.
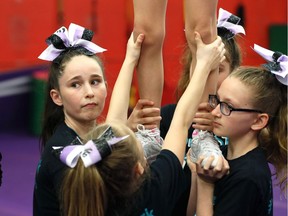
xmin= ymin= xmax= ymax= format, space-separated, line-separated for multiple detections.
xmin=197 ymin=175 xmax=215 ymax=188
xmin=124 ymin=53 xmax=139 ymax=64
xmin=195 ymin=61 xmax=212 ymax=72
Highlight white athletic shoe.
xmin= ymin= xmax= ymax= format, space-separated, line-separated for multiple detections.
xmin=189 ymin=129 xmax=222 ymax=168
xmin=135 ymin=124 xmax=163 ymax=165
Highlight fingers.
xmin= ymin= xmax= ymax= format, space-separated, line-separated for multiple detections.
xmin=222 ymin=156 xmax=230 ymax=175
xmin=186 ymin=149 xmax=197 ymax=172
xmin=193 ymin=112 xmax=213 ymax=122
xmin=135 ymin=33 xmax=145 ymax=47
xmin=128 ymin=99 xmax=161 ymax=130
xmin=192 ymin=120 xmax=213 ymax=131
xmin=219 ymin=45 xmax=225 ymax=59
xmin=211 ymin=156 xmax=230 ymax=179
xmin=192 ymin=111 xmax=213 ymax=131
xmin=192 ymin=123 xmax=213 ymax=132
xmin=141 ymin=116 xmax=162 ymax=126
xmin=197 ymin=102 xmax=213 ymax=112
xmin=142 ymin=124 xmax=159 ymax=130
xmin=212 ymin=36 xmax=225 ymax=58
xmin=200 ymin=155 xmax=215 ymax=171
xmin=215 ymin=35 xmax=223 ymax=45
xmin=129 ymin=32 xmax=134 ymax=41
xmin=135 ymin=99 xmax=155 ymax=109
xmin=194 ymin=31 xmax=203 ymax=46
xmin=220 ymin=46 xmax=226 ymax=63
xmin=195 ymin=155 xmax=230 ymax=183
xmin=141 ymin=106 xmax=160 ymax=116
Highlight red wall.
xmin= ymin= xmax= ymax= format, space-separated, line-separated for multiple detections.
xmin=0 ymin=0 xmax=286 ymax=115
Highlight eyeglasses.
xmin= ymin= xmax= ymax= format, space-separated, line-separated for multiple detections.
xmin=208 ymin=94 xmax=263 ymax=116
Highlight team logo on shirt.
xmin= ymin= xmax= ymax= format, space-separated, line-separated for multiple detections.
xmin=141 ymin=208 xmax=154 ymax=216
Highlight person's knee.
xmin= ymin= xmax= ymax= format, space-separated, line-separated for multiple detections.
xmin=133 ymin=24 xmax=165 ymax=48
xmin=185 ymin=24 xmax=215 ymax=52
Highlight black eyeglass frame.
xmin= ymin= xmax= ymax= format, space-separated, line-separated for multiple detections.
xmin=208 ymin=94 xmax=263 ymax=116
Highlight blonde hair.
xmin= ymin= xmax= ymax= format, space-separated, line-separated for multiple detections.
xmin=230 ymin=66 xmax=287 ymax=195
xmin=60 ymin=122 xmax=146 ymax=216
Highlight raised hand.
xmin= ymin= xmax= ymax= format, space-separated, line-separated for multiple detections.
xmin=125 ymin=32 xmax=145 ymax=65
xmin=194 ymin=31 xmax=226 ymax=72
xmin=127 ymin=99 xmax=162 ymax=132
xmin=186 ymin=149 xmax=230 ymax=182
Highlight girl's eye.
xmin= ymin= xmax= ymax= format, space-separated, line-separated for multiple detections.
xmin=91 ymin=79 xmax=101 ymax=85
xmin=71 ymin=82 xmax=80 ymax=88
xmin=226 ymin=102 xmax=235 ymax=109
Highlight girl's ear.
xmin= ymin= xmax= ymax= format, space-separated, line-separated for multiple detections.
xmin=134 ymin=161 xmax=144 ymax=177
xmin=251 ymin=113 xmax=269 ymax=131
xmin=50 ymin=89 xmax=63 ymax=106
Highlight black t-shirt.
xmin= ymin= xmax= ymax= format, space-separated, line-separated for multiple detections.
xmin=132 ymin=149 xmax=187 ymax=216
xmin=214 ymin=146 xmax=273 ymax=216
xmin=33 ymin=122 xmax=186 ymax=216
xmin=33 ymin=123 xmax=78 ymax=216
xmin=160 ymin=104 xmax=194 ymax=216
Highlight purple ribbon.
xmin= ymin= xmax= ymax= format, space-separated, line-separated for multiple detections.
xmin=217 ymin=8 xmax=245 ymax=38
xmin=53 ymin=126 xmax=129 ymax=168
xmin=253 ymin=44 xmax=288 ymax=85
xmin=38 ymin=23 xmax=106 ymax=61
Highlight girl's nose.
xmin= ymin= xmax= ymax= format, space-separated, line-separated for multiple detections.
xmin=211 ymin=104 xmax=221 ymax=117
xmin=85 ymin=84 xmax=94 ymax=98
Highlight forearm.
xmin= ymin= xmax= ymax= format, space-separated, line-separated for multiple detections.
xmin=196 ymin=176 xmax=214 ymax=216
xmin=176 ymin=61 xmax=211 ymax=127
xmin=163 ymin=31 xmax=224 ymax=164
xmin=106 ymin=57 xmax=137 ymax=123
xmin=187 ymin=172 xmax=197 ymax=215
xmin=163 ymin=61 xmax=211 ymax=163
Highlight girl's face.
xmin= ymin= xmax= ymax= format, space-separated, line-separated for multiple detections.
xmin=211 ymin=76 xmax=259 ymax=139
xmin=51 ymin=55 xmax=107 ymax=125
xmin=217 ymin=59 xmax=231 ymax=90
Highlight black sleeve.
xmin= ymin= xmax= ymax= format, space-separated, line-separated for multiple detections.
xmin=149 ymin=150 xmax=187 ymax=211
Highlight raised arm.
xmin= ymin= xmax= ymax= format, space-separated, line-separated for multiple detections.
xmin=106 ymin=33 xmax=144 ymax=123
xmin=162 ymin=32 xmax=225 ymax=164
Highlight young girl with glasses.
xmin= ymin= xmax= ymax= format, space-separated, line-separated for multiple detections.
xmin=188 ymin=46 xmax=287 ymax=215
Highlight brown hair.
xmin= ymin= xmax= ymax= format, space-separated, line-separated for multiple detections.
xmin=60 ymin=122 xmax=147 ymax=216
xmin=231 ymin=66 xmax=287 ymax=194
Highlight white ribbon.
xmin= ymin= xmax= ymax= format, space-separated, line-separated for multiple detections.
xmin=53 ymin=135 xmax=129 ymax=168
xmin=217 ymin=8 xmax=246 ymax=36
xmin=38 ymin=23 xmax=106 ymax=61
xmin=253 ymin=44 xmax=288 ymax=85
